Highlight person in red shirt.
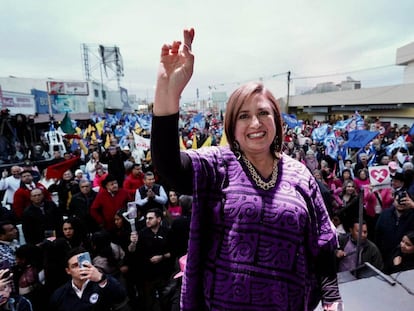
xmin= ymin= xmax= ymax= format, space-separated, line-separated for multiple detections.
xmin=13 ymin=169 xmax=51 ymax=220
xmin=123 ymin=163 xmax=144 ymax=197
xmin=90 ymin=174 xmax=132 ymax=231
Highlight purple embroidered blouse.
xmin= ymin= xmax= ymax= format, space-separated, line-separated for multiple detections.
xmin=181 ymin=147 xmax=338 ymax=311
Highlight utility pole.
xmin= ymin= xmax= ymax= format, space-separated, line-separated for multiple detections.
xmin=286 ymin=71 xmax=291 ymax=109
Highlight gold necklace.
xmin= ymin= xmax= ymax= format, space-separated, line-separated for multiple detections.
xmin=241 ymin=155 xmax=278 ymax=190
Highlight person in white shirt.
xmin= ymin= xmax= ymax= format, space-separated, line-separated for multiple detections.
xmin=135 ymin=171 xmax=168 ymax=216
xmin=0 ymin=166 xmax=22 ymax=209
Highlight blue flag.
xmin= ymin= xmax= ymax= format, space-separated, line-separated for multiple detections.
xmin=324 ymin=132 xmax=338 ymax=160
xmin=386 ymin=136 xmax=408 ymax=155
xmin=282 ymin=113 xmax=299 ymax=129
xmin=333 ymin=119 xmax=352 ymax=130
xmin=344 ymin=130 xmax=379 ymax=148
xmin=311 ymin=124 xmax=329 ymax=143
xmin=409 ymin=123 xmax=414 ymax=136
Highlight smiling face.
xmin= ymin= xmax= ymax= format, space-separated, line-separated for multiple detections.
xmin=224 ymin=82 xmax=283 ymax=157
xmin=234 ymin=94 xmax=276 ymax=158
xmin=344 ymin=180 xmax=356 ymax=195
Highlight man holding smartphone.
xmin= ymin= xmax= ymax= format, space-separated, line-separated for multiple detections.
xmin=48 ymin=247 xmax=128 ymax=311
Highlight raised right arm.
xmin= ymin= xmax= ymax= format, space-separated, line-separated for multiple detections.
xmin=151 ymin=29 xmax=195 ymax=194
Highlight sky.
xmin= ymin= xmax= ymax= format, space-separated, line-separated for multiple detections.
xmin=1 ymin=0 xmax=413 ymax=103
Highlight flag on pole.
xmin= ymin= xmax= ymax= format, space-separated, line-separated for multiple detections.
xmin=46 ymin=156 xmax=80 ymax=179
xmin=95 ymin=120 xmax=105 ymax=136
xmin=201 ymin=135 xmax=212 ymax=147
xmin=409 ymin=123 xmax=414 ymax=136
xmin=104 ymin=134 xmax=111 ymax=149
xmin=344 ymin=130 xmax=379 ymax=148
xmin=192 ymin=134 xmax=198 ymax=149
xmin=60 ymin=112 xmax=75 ymax=134
xmin=220 ymin=131 xmax=228 ymax=146
xmin=83 ymin=124 xmax=92 ymax=139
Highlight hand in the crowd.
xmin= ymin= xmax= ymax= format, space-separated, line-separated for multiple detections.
xmin=154 ymin=28 xmax=195 ymax=115
xmin=400 ymin=193 xmax=414 ymax=209
xmin=2 ymin=169 xmax=8 ymax=178
xmin=120 ymin=265 xmax=128 ymax=274
xmin=323 ymin=302 xmax=343 ymax=311
xmin=149 ymin=255 xmax=163 ymax=264
xmin=147 ymin=188 xmax=155 ymax=198
xmin=393 ymin=255 xmax=402 ymax=266
xmin=335 ymin=250 xmax=346 ymax=258
xmin=79 ymin=262 xmax=105 ymax=283
xmin=0 ymin=269 xmax=13 ymax=287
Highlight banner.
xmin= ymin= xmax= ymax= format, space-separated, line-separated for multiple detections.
xmin=1 ymin=91 xmax=36 ymax=115
xmin=133 ymin=131 xmax=151 ymax=150
xmin=31 ymin=89 xmax=55 ymax=114
xmin=120 ymin=87 xmax=132 ymax=112
xmin=47 ymin=81 xmax=89 ymax=95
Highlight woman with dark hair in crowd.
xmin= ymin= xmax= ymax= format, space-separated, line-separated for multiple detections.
xmin=388 ymin=231 xmax=414 ymax=273
xmin=341 ymin=168 xmax=353 ymax=183
xmin=111 ymin=209 xmax=133 ymax=253
xmin=354 ymin=168 xmax=370 ymax=194
xmin=166 ymin=190 xmax=182 ymax=220
xmin=336 ymin=179 xmax=363 ymax=233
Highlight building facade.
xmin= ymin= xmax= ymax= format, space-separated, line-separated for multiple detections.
xmin=282 ymin=41 xmax=414 ymax=127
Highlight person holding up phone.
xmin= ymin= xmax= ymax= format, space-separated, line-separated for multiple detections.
xmin=376 ymin=171 xmax=414 ymax=271
xmin=48 ymin=247 xmax=128 ymax=311
xmin=0 ymin=268 xmax=33 ymax=311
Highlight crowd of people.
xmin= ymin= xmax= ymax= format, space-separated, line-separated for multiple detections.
xmin=1 ymin=28 xmax=414 ymax=311
xmin=0 ymin=142 xmax=193 ymax=310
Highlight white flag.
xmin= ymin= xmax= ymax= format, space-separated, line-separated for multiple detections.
xmin=133 ymin=131 xmax=151 ymax=150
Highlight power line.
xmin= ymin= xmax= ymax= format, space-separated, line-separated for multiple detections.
xmin=291 ymin=64 xmax=396 ymax=80
xmin=207 ymin=63 xmax=397 ymax=90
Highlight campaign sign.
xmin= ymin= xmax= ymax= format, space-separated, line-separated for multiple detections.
xmin=369 ymin=165 xmax=391 ymax=188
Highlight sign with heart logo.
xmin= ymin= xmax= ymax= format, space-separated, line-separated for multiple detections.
xmin=369 ymin=165 xmax=391 ymax=187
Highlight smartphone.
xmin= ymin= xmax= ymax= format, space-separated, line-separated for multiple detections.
xmin=398 ymin=191 xmax=407 ymax=204
xmin=78 ymin=252 xmax=91 ymax=268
